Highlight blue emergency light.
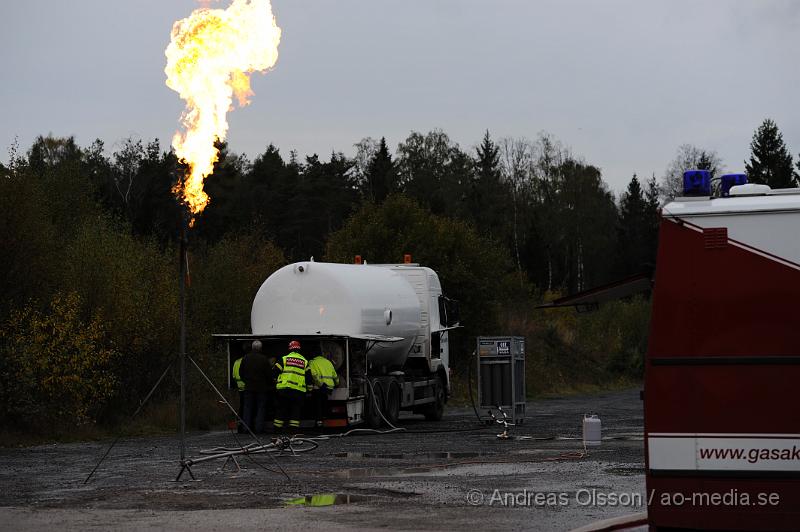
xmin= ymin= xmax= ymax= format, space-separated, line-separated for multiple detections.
xmin=720 ymin=173 xmax=747 ymax=197
xmin=683 ymin=170 xmax=711 ymax=196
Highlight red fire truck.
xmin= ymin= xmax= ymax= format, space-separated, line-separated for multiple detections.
xmin=645 ymin=172 xmax=800 ymax=530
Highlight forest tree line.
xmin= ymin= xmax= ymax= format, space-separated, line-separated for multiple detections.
xmin=1 ymin=117 xmax=797 ymax=432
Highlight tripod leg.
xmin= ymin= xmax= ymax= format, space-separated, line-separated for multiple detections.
xmin=175 ymin=465 xmax=186 ymax=482
xmin=84 ymin=362 xmax=173 ymax=484
xmin=175 ymin=461 xmax=197 ymax=482
xmin=222 ymin=455 xmax=242 ymax=473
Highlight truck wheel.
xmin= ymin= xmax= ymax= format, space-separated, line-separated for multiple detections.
xmin=424 ymin=376 xmax=445 ymax=421
xmin=384 ymin=380 xmax=401 ymax=426
xmin=365 ymin=380 xmax=385 ymax=429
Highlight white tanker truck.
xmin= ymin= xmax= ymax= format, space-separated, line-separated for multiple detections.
xmin=215 ymin=259 xmax=460 ymax=428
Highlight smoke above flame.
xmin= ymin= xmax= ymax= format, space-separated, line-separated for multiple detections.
xmin=165 ymin=0 xmax=281 ymax=223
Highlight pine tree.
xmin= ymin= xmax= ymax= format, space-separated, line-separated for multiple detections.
xmin=469 ymin=130 xmax=509 ymax=238
xmin=643 ymin=174 xmax=661 ymax=268
xmin=366 ymin=137 xmax=396 ymax=204
xmin=745 ymin=119 xmax=797 ymax=188
xmin=616 ymin=175 xmax=649 ymax=276
xmin=475 ymin=130 xmax=500 ymax=182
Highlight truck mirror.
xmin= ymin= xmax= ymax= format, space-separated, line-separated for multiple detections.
xmin=438 ymin=296 xmax=460 ymax=327
xmin=447 ymin=299 xmax=460 ymax=326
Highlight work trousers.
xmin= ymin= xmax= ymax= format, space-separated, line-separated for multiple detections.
xmin=273 ymin=388 xmax=304 ymax=432
xmin=237 ymin=391 xmax=246 ymax=433
xmin=312 ymin=387 xmax=330 ymax=425
xmin=242 ymin=390 xmax=269 ymax=433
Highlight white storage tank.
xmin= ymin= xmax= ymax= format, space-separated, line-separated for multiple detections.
xmin=251 ymin=262 xmax=422 ymax=367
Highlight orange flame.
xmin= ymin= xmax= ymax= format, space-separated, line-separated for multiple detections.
xmin=165 ymin=0 xmax=281 ymax=223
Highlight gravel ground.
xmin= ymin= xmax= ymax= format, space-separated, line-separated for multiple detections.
xmin=0 ymin=389 xmax=645 ymax=531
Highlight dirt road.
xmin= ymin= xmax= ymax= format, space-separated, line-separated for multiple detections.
xmin=0 ymin=389 xmax=645 ymax=531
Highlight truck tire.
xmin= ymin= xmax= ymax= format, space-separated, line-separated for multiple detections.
xmin=365 ymin=380 xmax=385 ymax=429
xmin=384 ymin=380 xmax=401 ymax=426
xmin=424 ymin=376 xmax=445 ymax=421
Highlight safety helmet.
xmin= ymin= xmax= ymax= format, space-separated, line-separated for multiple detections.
xmin=288 ymin=340 xmax=301 ymax=351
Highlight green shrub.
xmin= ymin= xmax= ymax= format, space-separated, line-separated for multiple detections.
xmin=0 ymin=292 xmax=119 ymax=428
xmin=59 ymin=216 xmax=179 ymax=417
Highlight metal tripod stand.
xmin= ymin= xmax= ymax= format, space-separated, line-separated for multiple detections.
xmin=86 ymin=208 xmax=288 ymax=484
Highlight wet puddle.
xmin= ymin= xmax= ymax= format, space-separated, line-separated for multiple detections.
xmin=329 ymin=466 xmax=437 ymax=479
xmin=285 ymin=493 xmax=367 ymax=506
xmin=603 ymin=433 xmax=644 ymax=441
xmin=332 ymin=451 xmax=493 ymax=460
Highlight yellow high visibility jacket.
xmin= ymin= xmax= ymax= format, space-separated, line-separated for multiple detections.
xmin=232 ymin=357 xmax=245 ymax=391
xmin=275 ymin=351 xmax=309 ymax=392
xmin=309 ymin=356 xmax=339 ymax=390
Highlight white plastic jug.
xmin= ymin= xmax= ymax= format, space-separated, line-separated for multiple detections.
xmin=583 ymin=414 xmax=602 ymax=446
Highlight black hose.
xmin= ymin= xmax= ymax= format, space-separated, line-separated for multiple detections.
xmin=467 ymin=350 xmax=484 ymax=422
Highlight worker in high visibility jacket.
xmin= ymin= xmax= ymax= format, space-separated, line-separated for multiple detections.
xmin=272 ymin=340 xmax=312 ymax=432
xmin=232 ymin=348 xmax=246 ymax=433
xmin=309 ymin=351 xmax=339 ymax=428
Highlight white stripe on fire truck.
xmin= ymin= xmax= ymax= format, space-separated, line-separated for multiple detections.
xmin=648 ymin=436 xmax=800 ymax=471
xmin=649 ymin=433 xmax=800 ymax=438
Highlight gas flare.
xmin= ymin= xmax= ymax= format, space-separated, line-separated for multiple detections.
xmin=165 ymin=0 xmax=281 ymax=223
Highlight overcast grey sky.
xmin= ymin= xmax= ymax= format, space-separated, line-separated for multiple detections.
xmin=2 ymin=0 xmax=798 ymax=192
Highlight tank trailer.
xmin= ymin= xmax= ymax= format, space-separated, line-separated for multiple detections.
xmin=216 ymin=259 xmax=460 ymax=428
